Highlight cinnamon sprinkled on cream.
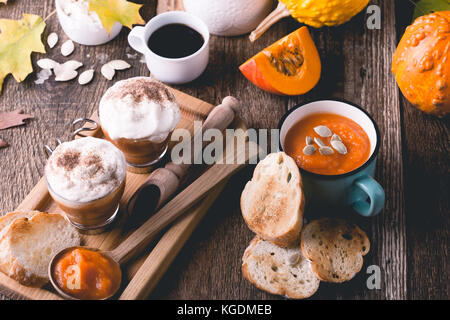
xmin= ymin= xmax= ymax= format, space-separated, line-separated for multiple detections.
xmin=105 ymin=78 xmax=175 ymax=104
xmin=99 ymin=77 xmax=180 ymax=142
xmin=56 ymin=151 xmax=81 ymax=171
xmin=45 ymin=137 xmax=126 ymax=202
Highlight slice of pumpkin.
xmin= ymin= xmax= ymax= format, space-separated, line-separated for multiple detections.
xmin=240 ymin=26 xmax=321 ymax=95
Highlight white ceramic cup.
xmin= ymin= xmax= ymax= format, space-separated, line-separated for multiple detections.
xmin=128 ymin=11 xmax=210 ymax=84
xmin=55 ymin=0 xmax=122 ymax=46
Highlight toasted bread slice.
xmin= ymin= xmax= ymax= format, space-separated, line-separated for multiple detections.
xmin=0 ymin=212 xmax=80 ymax=287
xmin=301 ymin=218 xmax=370 ymax=283
xmin=242 ymin=236 xmax=320 ymax=299
xmin=0 ymin=211 xmax=40 ymax=240
xmin=241 ymin=152 xmax=305 ymax=247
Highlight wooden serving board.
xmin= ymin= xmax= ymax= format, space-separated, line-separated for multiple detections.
xmin=0 ymin=88 xmax=246 ymax=300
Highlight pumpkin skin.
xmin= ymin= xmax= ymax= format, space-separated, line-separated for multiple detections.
xmin=280 ymin=0 xmax=370 ymax=28
xmin=392 ymin=11 xmax=450 ymax=117
xmin=239 ymin=26 xmax=321 ymax=95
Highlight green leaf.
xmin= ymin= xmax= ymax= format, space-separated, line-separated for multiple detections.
xmin=88 ymin=0 xmax=145 ymax=35
xmin=0 ymin=14 xmax=46 ymax=94
xmin=413 ymin=0 xmax=450 ymax=20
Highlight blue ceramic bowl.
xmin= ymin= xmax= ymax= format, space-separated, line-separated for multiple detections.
xmin=278 ymin=99 xmax=385 ymax=217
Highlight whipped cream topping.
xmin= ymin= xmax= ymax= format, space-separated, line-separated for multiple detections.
xmin=99 ymin=77 xmax=181 ymax=142
xmin=45 ymin=137 xmax=126 ymax=203
xmin=58 ymin=0 xmax=103 ymax=30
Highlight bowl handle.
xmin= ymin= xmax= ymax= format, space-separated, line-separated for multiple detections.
xmin=128 ymin=26 xmax=148 ymax=54
xmin=349 ymin=175 xmax=385 ymax=217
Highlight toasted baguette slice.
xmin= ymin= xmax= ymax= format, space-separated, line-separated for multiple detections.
xmin=301 ymin=218 xmax=370 ymax=283
xmin=242 ymin=236 xmax=320 ymax=299
xmin=0 ymin=212 xmax=80 ymax=287
xmin=241 ymin=152 xmax=305 ymax=247
xmin=0 ymin=211 xmax=40 ymax=240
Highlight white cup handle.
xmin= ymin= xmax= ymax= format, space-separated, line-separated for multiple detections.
xmin=128 ymin=26 xmax=148 ymax=54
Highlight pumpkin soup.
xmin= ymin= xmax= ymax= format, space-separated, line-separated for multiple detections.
xmin=284 ymin=113 xmax=370 ymax=175
xmin=53 ymin=248 xmax=121 ymax=300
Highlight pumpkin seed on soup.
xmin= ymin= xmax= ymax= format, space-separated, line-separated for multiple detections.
xmin=331 ymin=140 xmax=348 ymax=155
xmin=331 ymin=134 xmax=342 ymax=142
xmin=314 ymin=137 xmax=326 ymax=147
xmin=319 ymin=146 xmax=334 ymax=155
xmin=314 ymin=125 xmax=332 ymax=137
xmin=303 ymin=145 xmax=316 ymax=155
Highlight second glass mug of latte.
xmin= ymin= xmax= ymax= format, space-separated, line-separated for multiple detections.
xmin=44 ymin=120 xmax=126 ymax=234
xmin=98 ymin=77 xmax=181 ymax=171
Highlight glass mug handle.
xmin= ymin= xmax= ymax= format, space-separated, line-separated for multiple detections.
xmin=348 ymin=175 xmax=385 ymax=217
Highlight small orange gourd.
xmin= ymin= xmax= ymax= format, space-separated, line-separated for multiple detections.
xmin=240 ymin=26 xmax=321 ymax=96
xmin=392 ymin=11 xmax=450 ymax=117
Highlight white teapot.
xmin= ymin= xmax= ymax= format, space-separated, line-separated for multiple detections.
xmin=183 ymin=0 xmax=274 ymax=36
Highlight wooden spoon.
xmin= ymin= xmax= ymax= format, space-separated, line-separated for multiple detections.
xmin=127 ymin=96 xmax=240 ymax=224
xmin=48 ymin=140 xmax=260 ymax=300
xmin=249 ymin=2 xmax=291 ymax=42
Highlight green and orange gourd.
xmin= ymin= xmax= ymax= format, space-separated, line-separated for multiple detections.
xmin=392 ymin=11 xmax=450 ymax=117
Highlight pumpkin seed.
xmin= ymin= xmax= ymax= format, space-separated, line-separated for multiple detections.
xmin=107 ymin=59 xmax=131 ymax=70
xmin=47 ymin=32 xmax=58 ymax=48
xmin=319 ymin=146 xmax=334 ymax=155
xmin=37 ymin=58 xmax=59 ymax=70
xmin=331 ymin=134 xmax=342 ymax=142
xmin=61 ymin=40 xmax=75 ymax=56
xmin=53 ymin=61 xmax=82 ymax=81
xmin=303 ymin=145 xmax=316 ymax=155
xmin=54 ymin=68 xmax=77 ymax=82
xmin=306 ymin=136 xmax=313 ymax=145
xmin=314 ymin=137 xmax=326 ymax=147
xmin=331 ymin=140 xmax=348 ymax=155
xmin=266 ymin=50 xmax=304 ymax=77
xmin=53 ymin=60 xmax=82 ymax=81
xmin=101 ymin=64 xmax=115 ymax=80
xmin=314 ymin=125 xmax=332 ymax=137
xmin=61 ymin=60 xmax=83 ymax=70
xmin=78 ymin=69 xmax=94 ymax=85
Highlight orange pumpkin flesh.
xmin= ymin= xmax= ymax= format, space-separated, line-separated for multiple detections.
xmin=392 ymin=11 xmax=450 ymax=117
xmin=240 ymin=26 xmax=321 ymax=96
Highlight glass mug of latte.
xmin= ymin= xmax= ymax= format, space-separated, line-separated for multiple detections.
xmin=98 ymin=77 xmax=181 ymax=171
xmin=45 ymin=136 xmax=127 ymax=233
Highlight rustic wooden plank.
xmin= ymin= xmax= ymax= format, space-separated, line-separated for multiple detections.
xmin=359 ymin=0 xmax=407 ymax=300
xmin=303 ymin=0 xmax=407 ymax=300
xmin=394 ymin=0 xmax=450 ymax=300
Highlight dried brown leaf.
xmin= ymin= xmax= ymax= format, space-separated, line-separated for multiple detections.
xmin=0 ymin=109 xmax=33 ymax=130
xmin=0 ymin=138 xmax=8 ymax=148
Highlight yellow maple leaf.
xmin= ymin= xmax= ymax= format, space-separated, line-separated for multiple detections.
xmin=88 ymin=0 xmax=145 ymax=35
xmin=0 ymin=14 xmax=46 ymax=94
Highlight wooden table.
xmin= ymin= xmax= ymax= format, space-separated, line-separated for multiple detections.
xmin=0 ymin=0 xmax=448 ymax=300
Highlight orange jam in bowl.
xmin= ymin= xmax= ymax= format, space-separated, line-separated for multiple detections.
xmin=284 ymin=113 xmax=371 ymax=175
xmin=53 ymin=247 xmax=121 ymax=300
